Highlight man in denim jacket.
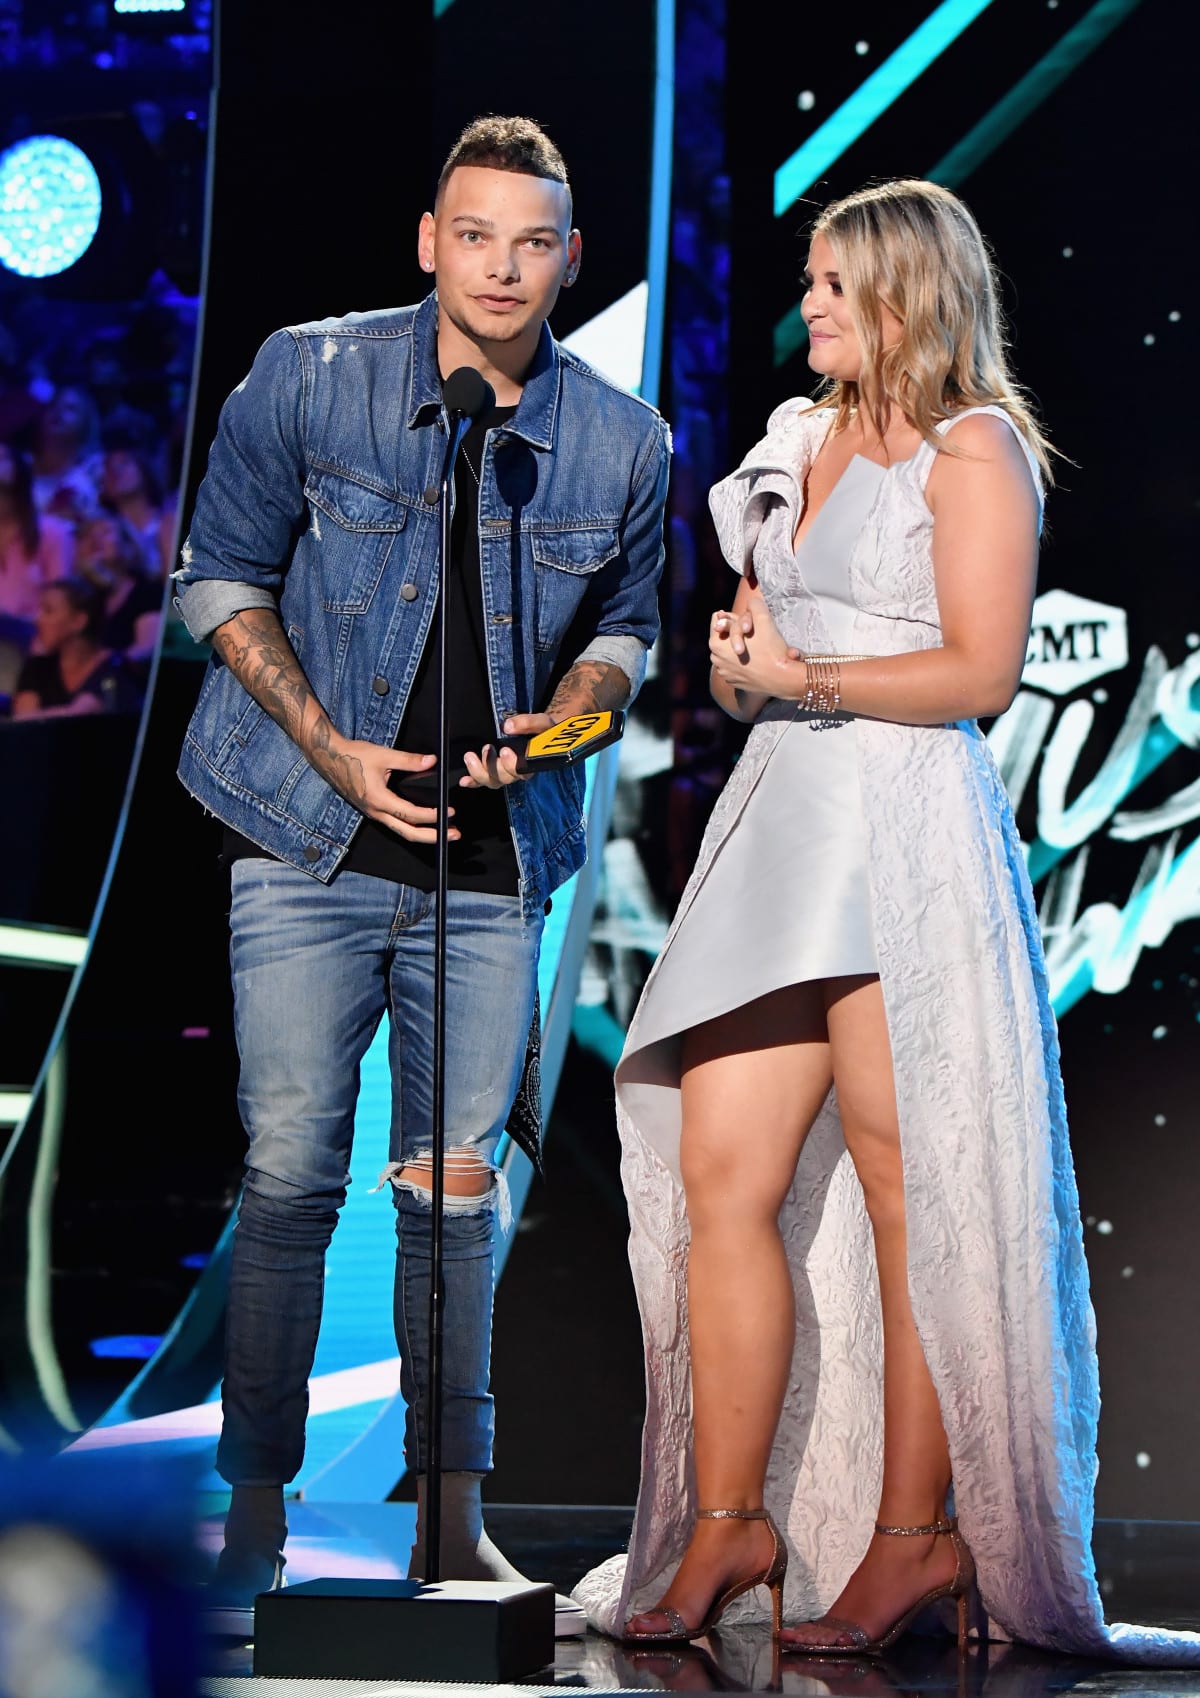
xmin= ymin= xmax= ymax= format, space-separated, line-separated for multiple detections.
xmin=174 ymin=117 xmax=669 ymax=1602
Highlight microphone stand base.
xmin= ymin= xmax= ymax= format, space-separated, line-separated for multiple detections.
xmin=252 ymin=1575 xmax=555 ymax=1681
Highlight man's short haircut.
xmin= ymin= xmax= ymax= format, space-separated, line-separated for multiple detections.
xmin=436 ymin=115 xmax=572 ymax=217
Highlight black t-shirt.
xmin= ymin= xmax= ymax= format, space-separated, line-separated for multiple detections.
xmin=16 ymin=649 xmax=140 ymax=713
xmin=100 ymin=574 xmax=162 ymax=654
xmin=224 ymin=399 xmax=521 ymax=894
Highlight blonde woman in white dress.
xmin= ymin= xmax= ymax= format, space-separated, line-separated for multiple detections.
xmin=576 ymin=180 xmax=1200 ymax=1666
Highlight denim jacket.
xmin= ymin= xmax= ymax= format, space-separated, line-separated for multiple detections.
xmin=174 ymin=292 xmax=670 ymax=918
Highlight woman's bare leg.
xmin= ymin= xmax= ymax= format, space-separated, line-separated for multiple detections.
xmin=627 ymin=983 xmax=832 ymax=1635
xmin=783 ymin=975 xmax=957 ymax=1649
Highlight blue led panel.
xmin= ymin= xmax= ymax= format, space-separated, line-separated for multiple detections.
xmin=0 ymin=137 xmax=102 ymax=279
xmin=774 ymin=0 xmax=996 ymax=218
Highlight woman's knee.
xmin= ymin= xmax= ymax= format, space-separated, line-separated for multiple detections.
xmin=681 ymin=1144 xmax=790 ymax=1235
xmin=845 ymin=1130 xmax=907 ymax=1232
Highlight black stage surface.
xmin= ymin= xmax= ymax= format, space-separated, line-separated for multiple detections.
xmin=200 ymin=1504 xmax=1200 ymax=1695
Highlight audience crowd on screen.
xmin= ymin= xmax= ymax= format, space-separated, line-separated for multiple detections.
xmin=0 ymin=291 xmax=194 ymax=720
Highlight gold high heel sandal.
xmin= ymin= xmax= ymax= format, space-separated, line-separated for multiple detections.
xmin=622 ymin=1507 xmax=788 ymax=1644
xmin=779 ymin=1515 xmax=977 ymax=1658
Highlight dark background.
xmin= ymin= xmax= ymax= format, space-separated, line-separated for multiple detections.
xmin=0 ymin=0 xmax=1196 ymax=1519
xmin=498 ymin=0 xmax=1200 ymax=1519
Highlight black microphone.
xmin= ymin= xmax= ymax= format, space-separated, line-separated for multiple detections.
xmin=433 ymin=366 xmax=496 ymax=496
xmin=442 ymin=365 xmax=495 ymax=421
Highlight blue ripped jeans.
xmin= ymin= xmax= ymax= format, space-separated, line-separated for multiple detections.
xmin=217 ymin=861 xmax=542 ymax=1487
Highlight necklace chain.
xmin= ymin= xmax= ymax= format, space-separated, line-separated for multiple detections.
xmin=459 ymin=442 xmax=481 ymax=491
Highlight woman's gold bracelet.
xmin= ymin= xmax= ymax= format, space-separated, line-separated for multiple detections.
xmin=800 ymin=653 xmax=872 ymax=716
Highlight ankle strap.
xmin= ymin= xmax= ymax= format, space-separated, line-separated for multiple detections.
xmin=697 ymin=1507 xmax=768 ymax=1521
xmin=874 ymin=1517 xmax=956 ymax=1537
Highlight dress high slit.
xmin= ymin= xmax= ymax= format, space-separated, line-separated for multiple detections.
xmin=574 ymin=397 xmax=1200 ymax=1668
xmin=618 ymin=454 xmax=882 ymax=1185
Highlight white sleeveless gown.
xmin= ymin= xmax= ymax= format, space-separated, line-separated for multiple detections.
xmin=574 ymin=402 xmax=1200 ymax=1668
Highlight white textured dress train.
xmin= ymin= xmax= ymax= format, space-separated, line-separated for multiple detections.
xmin=574 ymin=399 xmax=1200 ymax=1665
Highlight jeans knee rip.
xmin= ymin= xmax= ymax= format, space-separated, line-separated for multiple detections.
xmin=372 ymin=1152 xmax=511 ymax=1232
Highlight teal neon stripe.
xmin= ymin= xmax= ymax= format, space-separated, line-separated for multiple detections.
xmin=640 ymin=0 xmax=675 ymax=405
xmin=774 ymin=300 xmax=808 ymax=369
xmin=774 ymin=0 xmax=1146 ymax=365
xmin=774 ymin=0 xmax=995 ymax=219
xmin=433 ymin=0 xmax=456 ymax=15
xmin=571 ymin=1001 xmax=627 ymax=1073
xmin=928 ymin=0 xmax=1144 ymax=184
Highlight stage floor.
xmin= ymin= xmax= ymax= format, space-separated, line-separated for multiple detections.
xmin=199 ymin=1502 xmax=1200 ymax=1695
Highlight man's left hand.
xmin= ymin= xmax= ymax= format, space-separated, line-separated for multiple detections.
xmin=459 ymin=713 xmax=555 ymax=789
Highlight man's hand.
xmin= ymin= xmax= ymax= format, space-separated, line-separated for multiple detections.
xmin=459 ymin=714 xmax=553 ymax=790
xmin=312 ymin=734 xmax=458 ymax=842
xmin=211 ymin=608 xmax=459 ymax=840
xmin=459 ymin=658 xmax=630 ymax=791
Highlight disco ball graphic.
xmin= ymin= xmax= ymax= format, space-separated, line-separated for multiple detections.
xmin=0 ymin=136 xmax=103 ymax=279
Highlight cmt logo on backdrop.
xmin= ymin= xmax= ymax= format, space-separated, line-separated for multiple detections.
xmin=1023 ymin=589 xmax=1129 ymax=694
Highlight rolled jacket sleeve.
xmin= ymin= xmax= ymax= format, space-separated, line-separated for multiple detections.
xmin=571 ymin=414 xmax=670 ymax=701
xmin=573 ymin=631 xmax=654 ymax=697
xmin=172 ymin=329 xmax=309 ymax=644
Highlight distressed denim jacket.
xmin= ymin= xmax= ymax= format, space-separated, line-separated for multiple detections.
xmin=174 ymin=292 xmax=670 ymax=918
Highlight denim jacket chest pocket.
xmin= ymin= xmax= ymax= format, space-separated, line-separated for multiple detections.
xmin=304 ymin=463 xmax=410 ymax=614
xmin=529 ymin=524 xmax=620 ymax=651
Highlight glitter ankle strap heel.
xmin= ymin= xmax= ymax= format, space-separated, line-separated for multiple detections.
xmin=622 ymin=1507 xmax=789 ymax=1643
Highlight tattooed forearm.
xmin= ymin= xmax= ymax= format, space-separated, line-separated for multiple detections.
xmin=213 ymin=610 xmax=324 ymax=746
xmin=545 ymin=660 xmax=630 ymax=722
xmin=213 ymin=610 xmax=312 ymax=735
xmin=212 ymin=608 xmax=358 ymax=793
xmin=210 ymin=608 xmax=440 ymax=835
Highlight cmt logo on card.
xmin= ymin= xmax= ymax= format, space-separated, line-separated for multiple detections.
xmin=1023 ymin=589 xmax=1128 ymax=695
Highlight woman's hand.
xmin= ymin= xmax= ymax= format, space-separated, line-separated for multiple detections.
xmin=709 ymin=593 xmax=803 ymax=698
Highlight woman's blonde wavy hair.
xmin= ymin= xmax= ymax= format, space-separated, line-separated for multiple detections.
xmin=810 ymin=179 xmax=1054 ymax=481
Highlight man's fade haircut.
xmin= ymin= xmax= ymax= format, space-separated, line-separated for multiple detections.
xmin=436 ymin=116 xmax=572 ymax=220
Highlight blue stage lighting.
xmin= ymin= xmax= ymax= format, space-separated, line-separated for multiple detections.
xmin=114 ymin=0 xmax=186 ymax=10
xmin=0 ymin=136 xmax=103 ymax=279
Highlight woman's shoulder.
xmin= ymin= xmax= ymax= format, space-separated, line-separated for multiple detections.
xmin=763 ymin=394 xmax=834 ymax=439
xmin=936 ymin=404 xmax=1019 ymax=442
xmin=931 ymin=406 xmax=1044 ymax=497
xmin=934 ymin=404 xmax=1037 ymax=464
xmin=726 ymin=396 xmax=833 ymax=479
xmin=708 ymin=398 xmax=833 ymax=573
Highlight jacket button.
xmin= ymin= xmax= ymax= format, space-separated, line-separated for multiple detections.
xmin=303 ymin=845 xmax=321 ymax=863
xmin=400 ymin=583 xmax=419 ymax=602
xmin=372 ymin=675 xmax=390 ymax=695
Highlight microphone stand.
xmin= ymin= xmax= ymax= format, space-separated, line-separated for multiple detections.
xmin=425 ymin=373 xmax=489 ymax=1582
xmin=257 ymin=373 xmax=557 ymax=1683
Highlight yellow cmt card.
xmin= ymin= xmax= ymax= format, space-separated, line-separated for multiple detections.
xmin=502 ymin=710 xmax=626 ymax=770
xmin=527 ymin=711 xmax=619 ymax=759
